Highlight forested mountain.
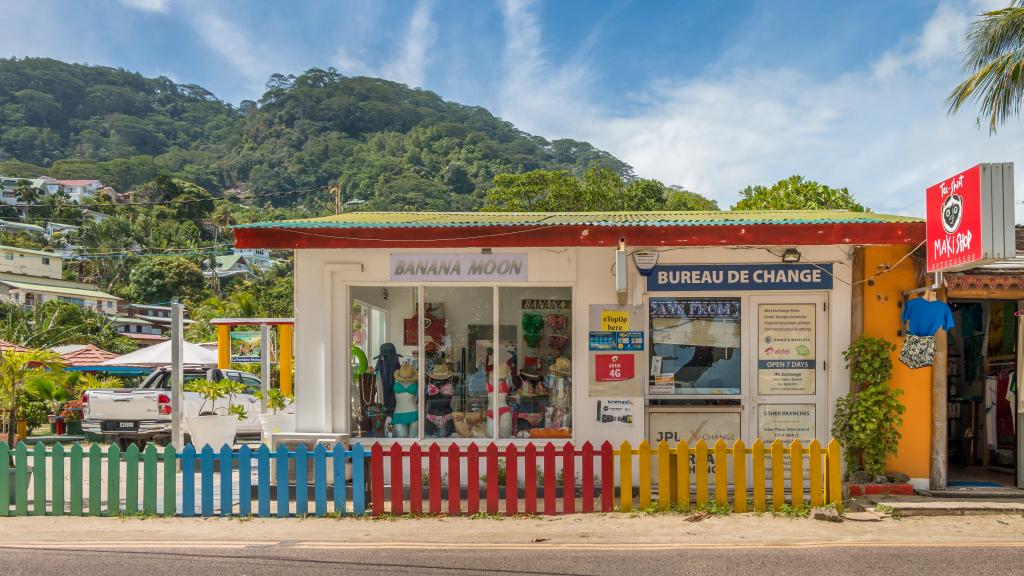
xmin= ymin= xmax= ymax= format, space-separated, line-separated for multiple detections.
xmin=0 ymin=58 xmax=633 ymax=210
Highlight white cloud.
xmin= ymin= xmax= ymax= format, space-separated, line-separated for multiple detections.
xmin=497 ymin=0 xmax=1024 ymax=222
xmin=334 ymin=0 xmax=437 ymax=88
xmin=186 ymin=8 xmax=278 ymax=96
xmin=119 ymin=0 xmax=171 ymax=13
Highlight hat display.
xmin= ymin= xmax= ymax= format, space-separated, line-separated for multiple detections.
xmin=497 ymin=362 xmax=510 ymax=379
xmin=429 ymin=362 xmax=453 ymax=380
xmin=549 ymin=357 xmax=572 ymax=376
xmin=394 ymin=363 xmax=418 ymax=383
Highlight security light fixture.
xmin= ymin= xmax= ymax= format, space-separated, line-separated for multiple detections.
xmin=632 ymin=251 xmax=660 ymax=276
xmin=781 ymin=248 xmax=802 ymax=263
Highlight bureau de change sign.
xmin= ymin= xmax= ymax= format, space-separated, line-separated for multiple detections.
xmin=926 ymin=163 xmax=1014 ymax=273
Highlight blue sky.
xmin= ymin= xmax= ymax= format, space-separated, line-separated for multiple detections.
xmin=3 ymin=0 xmax=1023 ymax=219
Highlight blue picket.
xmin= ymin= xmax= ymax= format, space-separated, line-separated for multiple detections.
xmin=311 ymin=445 xmax=326 ymax=517
xmin=294 ymin=444 xmax=308 ymax=516
xmin=181 ymin=445 xmax=196 ymax=517
xmin=237 ymin=445 xmax=252 ymax=517
xmin=219 ymin=444 xmax=233 ymax=517
xmin=332 ymin=444 xmax=347 ymax=516
xmin=200 ymin=445 xmax=214 ymax=517
xmin=352 ymin=443 xmax=365 ymax=515
xmin=257 ymin=445 xmax=270 ymax=518
xmin=275 ymin=444 xmax=289 ymax=518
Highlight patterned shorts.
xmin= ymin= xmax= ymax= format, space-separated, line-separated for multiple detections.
xmin=899 ymin=334 xmax=935 ymax=369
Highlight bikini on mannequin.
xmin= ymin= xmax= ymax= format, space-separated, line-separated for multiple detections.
xmin=487 ymin=363 xmax=513 ymax=437
xmin=391 ymin=363 xmax=419 ymax=438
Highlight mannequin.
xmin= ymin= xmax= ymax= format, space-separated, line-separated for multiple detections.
xmin=547 ymin=357 xmax=572 ymax=429
xmin=426 ymin=363 xmax=455 ymax=437
xmin=487 ymin=363 xmax=513 ymax=437
xmin=391 ymin=363 xmax=418 ymax=438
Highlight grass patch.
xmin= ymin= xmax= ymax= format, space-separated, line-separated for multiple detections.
xmin=694 ymin=500 xmax=731 ymax=516
xmin=771 ymin=504 xmax=810 ymax=518
xmin=468 ymin=511 xmax=505 ymax=520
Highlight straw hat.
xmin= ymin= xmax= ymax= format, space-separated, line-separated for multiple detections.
xmin=549 ymin=357 xmax=572 ymax=376
xmin=429 ymin=363 xmax=453 ymax=380
xmin=497 ymin=363 xmax=510 ymax=379
xmin=394 ymin=363 xmax=418 ymax=383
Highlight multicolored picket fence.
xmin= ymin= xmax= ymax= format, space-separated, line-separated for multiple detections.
xmin=0 ymin=438 xmax=842 ymax=517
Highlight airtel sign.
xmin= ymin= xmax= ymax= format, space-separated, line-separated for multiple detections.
xmin=926 ymin=163 xmax=1015 ymax=273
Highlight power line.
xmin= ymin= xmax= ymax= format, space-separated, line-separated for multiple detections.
xmin=11 ymin=185 xmax=326 ymax=209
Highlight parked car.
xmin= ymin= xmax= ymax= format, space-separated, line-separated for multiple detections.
xmin=81 ymin=367 xmax=271 ymax=448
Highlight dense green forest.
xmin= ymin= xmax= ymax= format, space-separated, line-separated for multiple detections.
xmin=0 ymin=58 xmax=642 ymax=210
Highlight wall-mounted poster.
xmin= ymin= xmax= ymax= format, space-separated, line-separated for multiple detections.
xmin=646 ymin=408 xmax=741 ymax=480
xmin=757 ymin=304 xmax=816 ymax=395
xmin=230 ymin=330 xmax=262 ymax=363
xmin=757 ymin=404 xmax=816 ymax=442
xmin=596 ymin=399 xmax=634 ymax=426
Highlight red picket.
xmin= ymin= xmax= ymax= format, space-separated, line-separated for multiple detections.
xmin=447 ymin=443 xmax=461 ymax=515
xmin=389 ymin=443 xmax=404 ymax=515
xmin=467 ymin=443 xmax=480 ymax=515
xmin=562 ymin=442 xmax=575 ymax=514
xmin=486 ymin=443 xmax=500 ymax=514
xmin=428 ymin=444 xmax=442 ymax=514
xmin=581 ymin=442 xmax=594 ymax=513
xmin=524 ymin=444 xmax=537 ymax=515
xmin=408 ymin=444 xmax=423 ymax=514
xmin=505 ymin=444 xmax=518 ymax=516
xmin=543 ymin=443 xmax=557 ymax=515
xmin=371 ymin=443 xmax=385 ymax=516
xmin=600 ymin=441 xmax=614 ymax=512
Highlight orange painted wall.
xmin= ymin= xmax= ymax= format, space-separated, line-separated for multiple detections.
xmin=862 ymin=245 xmax=932 ymax=479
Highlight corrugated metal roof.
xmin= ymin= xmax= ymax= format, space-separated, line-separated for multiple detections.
xmin=0 ymin=279 xmax=119 ymax=300
xmin=234 ymin=210 xmax=922 ymax=231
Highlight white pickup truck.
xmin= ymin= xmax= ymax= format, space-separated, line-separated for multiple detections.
xmin=81 ymin=367 xmax=268 ymax=448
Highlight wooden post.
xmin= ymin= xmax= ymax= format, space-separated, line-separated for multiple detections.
xmin=930 ymin=327 xmax=948 ymax=490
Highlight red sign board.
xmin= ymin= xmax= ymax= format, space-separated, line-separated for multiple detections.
xmin=595 ymin=353 xmax=635 ymax=382
xmin=926 ymin=165 xmax=983 ymax=272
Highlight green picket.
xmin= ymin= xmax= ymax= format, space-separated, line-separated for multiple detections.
xmin=88 ymin=444 xmax=102 ymax=516
xmin=15 ymin=443 xmax=28 ymax=516
xmin=143 ymin=444 xmax=157 ymax=514
xmin=32 ymin=442 xmax=46 ymax=515
xmin=124 ymin=443 xmax=139 ymax=514
xmin=162 ymin=445 xmax=176 ymax=517
xmin=107 ymin=444 xmax=121 ymax=516
xmin=70 ymin=444 xmax=83 ymax=516
xmin=0 ymin=443 xmax=9 ymax=516
xmin=51 ymin=443 xmax=64 ymax=516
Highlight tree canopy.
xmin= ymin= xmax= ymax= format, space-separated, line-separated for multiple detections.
xmin=731 ymin=175 xmax=865 ymax=211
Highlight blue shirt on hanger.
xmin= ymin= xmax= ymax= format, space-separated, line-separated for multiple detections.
xmin=902 ymin=297 xmax=955 ymax=336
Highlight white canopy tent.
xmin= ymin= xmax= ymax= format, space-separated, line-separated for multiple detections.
xmin=99 ymin=339 xmax=218 ymax=367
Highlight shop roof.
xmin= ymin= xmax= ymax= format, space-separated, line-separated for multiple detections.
xmin=59 ymin=344 xmax=118 ymax=366
xmin=234 ymin=210 xmax=925 ymax=249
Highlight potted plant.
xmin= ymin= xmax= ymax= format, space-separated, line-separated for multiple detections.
xmin=25 ymin=375 xmax=69 ymax=434
xmin=832 ymin=335 xmax=910 ymax=496
xmin=60 ymin=399 xmax=85 ymax=436
xmin=184 ymin=379 xmax=248 ymax=449
xmin=254 ymin=387 xmax=295 ymax=443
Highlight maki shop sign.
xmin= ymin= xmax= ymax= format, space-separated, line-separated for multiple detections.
xmin=648 ymin=264 xmax=833 ymax=291
xmin=391 ymin=253 xmax=527 ymax=281
xmin=926 ymin=163 xmax=1015 ymax=273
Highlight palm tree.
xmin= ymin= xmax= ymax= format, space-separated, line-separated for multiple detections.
xmin=948 ymin=2 xmax=1024 ymax=133
xmin=0 ymin=349 xmax=64 ymax=447
xmin=15 ymin=180 xmax=37 ymax=220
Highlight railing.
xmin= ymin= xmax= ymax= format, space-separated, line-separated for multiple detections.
xmin=0 ymin=438 xmax=841 ymax=518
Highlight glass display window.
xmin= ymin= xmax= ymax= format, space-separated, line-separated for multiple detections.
xmin=649 ymin=297 xmax=742 ymax=396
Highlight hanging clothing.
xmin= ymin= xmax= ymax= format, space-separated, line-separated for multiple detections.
xmin=986 ymin=376 xmax=998 ymax=449
xmin=996 ymin=372 xmax=1015 ymax=445
xmin=899 ymin=334 xmax=936 ymax=369
xmin=373 ymin=343 xmax=402 ymax=416
xmin=902 ymin=297 xmax=955 ymax=336
xmin=1006 ymin=372 xmax=1017 ymax=436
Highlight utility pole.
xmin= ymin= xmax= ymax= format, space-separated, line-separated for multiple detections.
xmin=171 ymin=301 xmax=184 ymax=449
xmin=329 ymin=186 xmax=340 ymax=215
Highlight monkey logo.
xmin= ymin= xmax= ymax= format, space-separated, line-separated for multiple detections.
xmin=941 ymin=194 xmax=962 ymax=234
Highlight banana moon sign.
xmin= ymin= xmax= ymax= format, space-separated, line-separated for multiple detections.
xmin=926 ymin=163 xmax=1015 ymax=273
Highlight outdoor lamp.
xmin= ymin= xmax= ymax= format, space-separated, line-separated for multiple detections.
xmin=781 ymin=248 xmax=802 ymax=263
xmin=632 ymin=250 xmax=660 ymax=276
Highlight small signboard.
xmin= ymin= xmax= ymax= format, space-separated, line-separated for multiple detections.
xmin=926 ymin=163 xmax=1014 ymax=272
xmin=648 ymin=263 xmax=833 ymax=292
xmin=594 ymin=353 xmax=635 ymax=382
xmin=391 ymin=253 xmax=527 ymax=281
xmin=588 ymin=331 xmax=645 ymax=351
xmin=230 ymin=330 xmax=262 ymax=363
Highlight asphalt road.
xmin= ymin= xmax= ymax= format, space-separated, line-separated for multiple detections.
xmin=2 ymin=543 xmax=1022 ymax=576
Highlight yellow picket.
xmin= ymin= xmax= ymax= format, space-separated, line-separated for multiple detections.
xmin=732 ymin=440 xmax=747 ymax=512
xmin=657 ymin=441 xmax=671 ymax=510
xmin=638 ymin=440 xmax=651 ymax=508
xmin=714 ymin=440 xmax=728 ymax=506
xmin=694 ymin=440 xmax=708 ymax=506
xmin=790 ymin=440 xmax=804 ymax=509
xmin=827 ymin=439 xmax=842 ymax=512
xmin=675 ymin=441 xmax=690 ymax=511
xmin=619 ymin=440 xmax=633 ymax=513
xmin=771 ymin=439 xmax=785 ymax=512
xmin=751 ymin=439 xmax=766 ymax=513
xmin=808 ymin=440 xmax=823 ymax=507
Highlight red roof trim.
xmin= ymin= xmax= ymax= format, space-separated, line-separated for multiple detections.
xmin=235 ymin=222 xmax=925 ymax=249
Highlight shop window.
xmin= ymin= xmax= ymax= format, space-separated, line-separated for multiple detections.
xmin=499 ymin=288 xmax=572 ymax=439
xmin=649 ymin=297 xmax=741 ymax=396
xmin=349 ymin=286 xmax=419 ymax=439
